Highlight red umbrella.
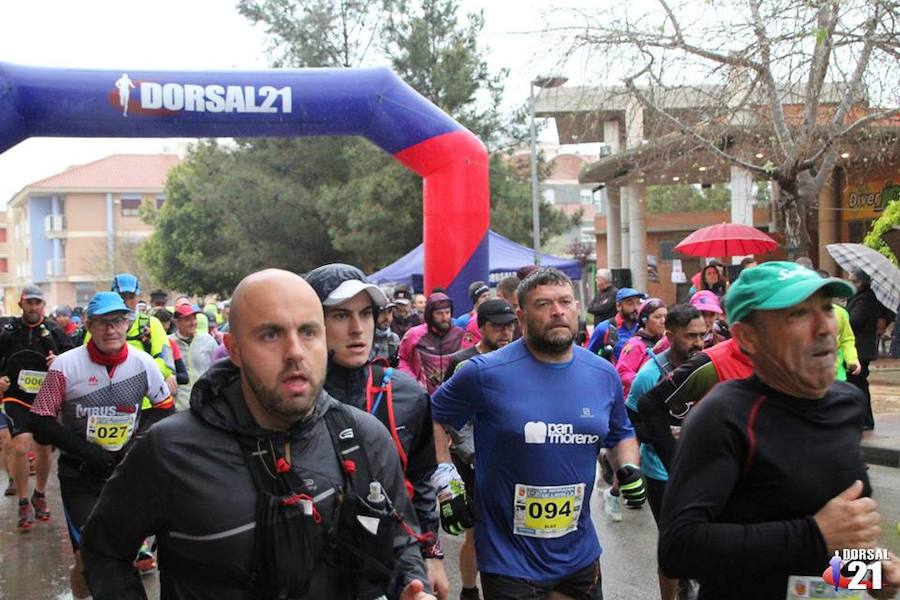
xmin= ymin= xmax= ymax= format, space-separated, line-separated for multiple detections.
xmin=674 ymin=223 xmax=777 ymax=257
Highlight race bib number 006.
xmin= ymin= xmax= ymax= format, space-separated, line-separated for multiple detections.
xmin=86 ymin=413 xmax=137 ymax=452
xmin=513 ymin=483 xmax=584 ymax=539
xmin=17 ymin=370 xmax=47 ymax=394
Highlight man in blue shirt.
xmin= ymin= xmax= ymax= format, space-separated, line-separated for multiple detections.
xmin=432 ymin=268 xmax=645 ymax=599
xmin=587 ymin=287 xmax=645 ymax=362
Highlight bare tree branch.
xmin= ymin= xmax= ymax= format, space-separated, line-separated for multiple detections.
xmin=802 ymin=2 xmax=839 ymax=139
xmin=621 ymin=72 xmax=774 ymax=178
xmin=748 ymin=0 xmax=795 ymax=156
xmin=828 ymin=3 xmax=882 ymax=131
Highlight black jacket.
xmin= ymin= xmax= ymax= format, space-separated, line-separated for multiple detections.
xmin=587 ymin=285 xmax=618 ymax=323
xmin=0 ymin=317 xmax=74 ymax=401
xmin=846 ymin=287 xmax=889 ymax=361
xmin=81 ymin=360 xmax=427 ymax=600
xmin=324 ymin=360 xmax=439 ymax=555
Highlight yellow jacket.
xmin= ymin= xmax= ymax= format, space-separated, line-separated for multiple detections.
xmin=834 ymin=304 xmax=858 ymax=381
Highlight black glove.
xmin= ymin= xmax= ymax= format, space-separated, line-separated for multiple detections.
xmin=81 ymin=443 xmax=116 ymax=479
xmin=616 ymin=464 xmax=646 ymax=508
xmin=431 ymin=463 xmax=475 ymax=535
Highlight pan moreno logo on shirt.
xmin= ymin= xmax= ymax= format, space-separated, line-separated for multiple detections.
xmin=524 ymin=421 xmax=599 ymax=445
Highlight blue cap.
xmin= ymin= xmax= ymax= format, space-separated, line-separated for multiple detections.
xmin=87 ymin=292 xmax=132 ymax=317
xmin=111 ymin=273 xmax=140 ymax=295
xmin=616 ymin=287 xmax=645 ymax=303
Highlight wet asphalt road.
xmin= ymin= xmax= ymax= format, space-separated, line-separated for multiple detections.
xmin=1 ymin=464 xmax=898 ymax=600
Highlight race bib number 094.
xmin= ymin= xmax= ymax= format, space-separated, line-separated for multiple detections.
xmin=513 ymin=483 xmax=585 ymax=539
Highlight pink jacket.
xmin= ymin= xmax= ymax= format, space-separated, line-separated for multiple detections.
xmin=615 ymin=333 xmax=657 ymax=398
xmin=460 ymin=317 xmax=481 ymax=349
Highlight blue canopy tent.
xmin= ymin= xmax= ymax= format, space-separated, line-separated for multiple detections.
xmin=369 ymin=230 xmax=582 ymax=290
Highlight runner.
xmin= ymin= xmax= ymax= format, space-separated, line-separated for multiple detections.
xmin=28 ymin=292 xmax=173 ymax=598
xmin=306 ymin=263 xmax=448 ymax=598
xmin=79 ymin=269 xmax=436 ymax=600
xmin=432 ymin=268 xmax=645 ymax=599
xmin=624 ymin=304 xmax=705 ymax=600
xmin=587 ymin=287 xmax=645 ymax=362
xmin=398 ymin=293 xmax=465 ymax=395
xmin=658 ymin=261 xmax=900 ymax=599
xmin=441 ymin=298 xmax=517 ymax=600
xmin=0 ymin=286 xmax=74 ymax=531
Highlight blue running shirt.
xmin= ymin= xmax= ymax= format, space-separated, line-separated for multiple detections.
xmin=432 ymin=339 xmax=634 ymax=581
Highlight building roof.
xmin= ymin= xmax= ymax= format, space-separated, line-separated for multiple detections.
xmin=21 ymin=154 xmax=181 ymax=193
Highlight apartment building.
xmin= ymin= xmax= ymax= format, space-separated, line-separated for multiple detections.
xmin=6 ymin=154 xmax=181 ymax=312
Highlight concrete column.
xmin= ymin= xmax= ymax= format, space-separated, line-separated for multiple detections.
xmin=624 ymin=98 xmax=644 ymax=149
xmin=603 ymin=119 xmax=620 ymax=154
xmin=730 ymin=165 xmax=755 ymax=226
xmin=818 ymin=169 xmax=842 ymax=274
xmin=620 ymin=186 xmax=631 ymax=268
xmin=628 ymin=183 xmax=648 ymax=293
xmin=606 ymin=186 xmax=622 ymax=269
xmin=730 ymin=165 xmax=755 ymax=264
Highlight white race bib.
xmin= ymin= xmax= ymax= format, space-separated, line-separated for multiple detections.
xmin=17 ymin=369 xmax=47 ymax=394
xmin=513 ymin=483 xmax=584 ymax=539
xmin=85 ymin=413 xmax=137 ymax=452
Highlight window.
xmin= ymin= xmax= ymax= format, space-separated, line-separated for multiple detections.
xmin=0 ymin=228 xmax=6 ymax=242
xmin=156 ymin=195 xmax=166 ymax=209
xmin=0 ymin=258 xmax=7 ymax=273
xmin=121 ymin=196 xmax=142 ymax=217
xmin=848 ymin=220 xmax=874 ymax=243
xmin=580 ymin=189 xmax=594 ymax=205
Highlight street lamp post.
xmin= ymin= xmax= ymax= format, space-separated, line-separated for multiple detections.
xmin=529 ymin=76 xmax=568 ymax=266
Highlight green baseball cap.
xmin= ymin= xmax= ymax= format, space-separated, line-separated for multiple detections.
xmin=725 ymin=261 xmax=855 ymax=325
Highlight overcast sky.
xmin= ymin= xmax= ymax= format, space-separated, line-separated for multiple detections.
xmin=0 ymin=0 xmax=593 ymax=206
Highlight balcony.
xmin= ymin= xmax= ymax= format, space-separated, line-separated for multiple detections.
xmin=46 ymin=258 xmax=66 ymax=277
xmin=44 ymin=214 xmax=66 ymax=238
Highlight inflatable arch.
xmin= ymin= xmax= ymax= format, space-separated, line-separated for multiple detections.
xmin=0 ymin=63 xmax=489 ymax=312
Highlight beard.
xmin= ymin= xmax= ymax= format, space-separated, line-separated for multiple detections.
xmin=525 ymin=316 xmax=576 ymax=356
xmin=243 ymin=360 xmax=323 ymax=425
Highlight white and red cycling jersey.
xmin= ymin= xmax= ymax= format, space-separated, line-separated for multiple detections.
xmin=32 ymin=345 xmax=172 ymax=452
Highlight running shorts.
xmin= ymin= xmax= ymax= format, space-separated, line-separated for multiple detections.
xmin=481 ymin=559 xmax=603 ymax=600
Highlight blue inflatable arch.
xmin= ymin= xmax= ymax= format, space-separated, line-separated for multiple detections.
xmin=0 ymin=63 xmax=489 ymax=311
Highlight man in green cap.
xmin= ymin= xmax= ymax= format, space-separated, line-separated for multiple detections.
xmin=657 ymin=261 xmax=899 ymax=599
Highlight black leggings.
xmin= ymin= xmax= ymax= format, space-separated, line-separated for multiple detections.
xmin=846 ymin=359 xmax=873 ymax=429
xmin=646 ymin=476 xmax=667 ymax=526
xmin=59 ymin=469 xmax=107 ymax=552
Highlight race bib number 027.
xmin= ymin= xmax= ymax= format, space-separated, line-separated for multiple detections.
xmin=513 ymin=483 xmax=585 ymax=539
xmin=86 ymin=413 xmax=137 ymax=452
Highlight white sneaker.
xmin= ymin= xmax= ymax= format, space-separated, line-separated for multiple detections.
xmin=604 ymin=488 xmax=622 ymax=522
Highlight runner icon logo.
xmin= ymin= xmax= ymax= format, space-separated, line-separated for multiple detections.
xmin=523 ymin=421 xmax=600 ymax=445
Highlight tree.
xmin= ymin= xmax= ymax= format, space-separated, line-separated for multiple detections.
xmin=865 ymin=196 xmax=900 ymax=264
xmin=139 ymin=141 xmax=344 ymax=295
xmin=646 ymin=183 xmax=731 ymax=213
xmin=142 ymin=0 xmax=572 ymax=294
xmin=555 ymin=0 xmax=899 ymax=257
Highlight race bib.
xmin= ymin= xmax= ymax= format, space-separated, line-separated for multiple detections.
xmin=86 ymin=413 xmax=137 ymax=451
xmin=17 ymin=370 xmax=47 ymax=394
xmin=786 ymin=576 xmax=864 ymax=599
xmin=513 ymin=483 xmax=584 ymax=539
